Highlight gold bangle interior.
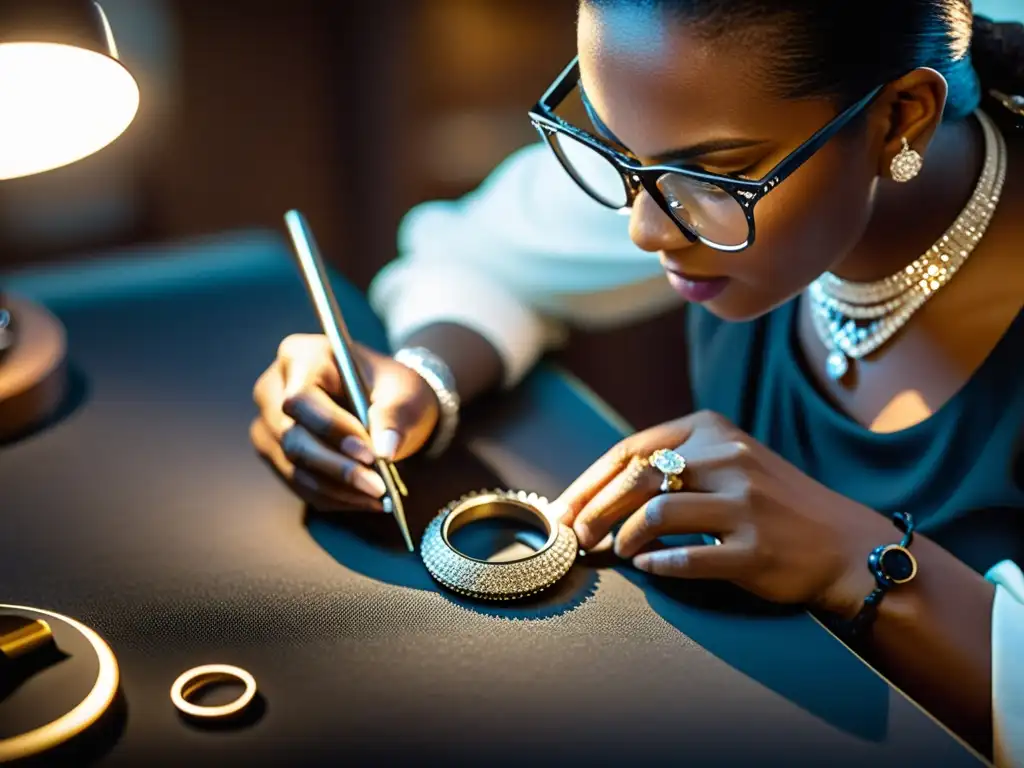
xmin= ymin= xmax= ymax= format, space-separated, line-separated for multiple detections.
xmin=181 ymin=672 xmax=245 ymax=703
xmin=441 ymin=496 xmax=555 ymax=564
xmin=170 ymin=664 xmax=257 ymax=720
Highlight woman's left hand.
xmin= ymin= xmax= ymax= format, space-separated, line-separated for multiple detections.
xmin=551 ymin=410 xmax=896 ymax=617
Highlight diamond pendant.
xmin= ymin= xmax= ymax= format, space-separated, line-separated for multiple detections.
xmin=826 ymin=350 xmax=849 ymax=381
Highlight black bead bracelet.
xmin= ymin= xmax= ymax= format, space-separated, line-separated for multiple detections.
xmin=829 ymin=511 xmax=918 ymax=642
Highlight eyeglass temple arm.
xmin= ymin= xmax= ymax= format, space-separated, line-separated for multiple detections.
xmin=758 ymin=86 xmax=885 ymax=192
xmin=536 ymin=56 xmax=581 ymax=113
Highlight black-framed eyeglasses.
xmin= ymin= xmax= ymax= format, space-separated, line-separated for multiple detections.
xmin=528 ymin=57 xmax=884 ymax=252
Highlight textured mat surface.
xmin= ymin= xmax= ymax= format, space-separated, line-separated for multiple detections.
xmin=0 ymin=232 xmax=983 ymax=766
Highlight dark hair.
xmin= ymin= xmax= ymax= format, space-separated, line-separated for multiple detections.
xmin=582 ymin=1 xmax=1024 ymax=122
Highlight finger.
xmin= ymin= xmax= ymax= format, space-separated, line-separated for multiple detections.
xmin=253 ymin=361 xmax=286 ymax=420
xmin=613 ymin=493 xmax=736 ymax=559
xmin=549 ymin=443 xmax=635 ymax=526
xmin=672 ymin=440 xmax=758 ymax=497
xmin=571 ymin=455 xmax=662 ymax=549
xmin=550 ymin=415 xmax=714 ymax=526
xmin=253 ymin=363 xmax=308 ymax=455
xmin=632 ymin=541 xmax=750 ymax=580
xmin=279 ymin=422 xmax=387 ymax=499
xmin=282 ymin=386 xmax=375 ymax=464
xmin=290 ymin=468 xmax=385 ymax=513
xmin=570 ymin=439 xmax=745 ymax=548
xmin=279 ymin=337 xmax=341 ymax=401
xmin=250 ymin=419 xmax=383 ymax=511
xmin=551 ymin=411 xmax=744 ymax=526
xmin=366 ymin=369 xmax=436 ymax=461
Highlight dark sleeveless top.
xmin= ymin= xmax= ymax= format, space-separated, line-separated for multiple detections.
xmin=686 ymin=298 xmax=1024 ymax=576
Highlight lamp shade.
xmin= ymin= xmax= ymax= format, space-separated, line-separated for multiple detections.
xmin=0 ymin=0 xmax=139 ymax=180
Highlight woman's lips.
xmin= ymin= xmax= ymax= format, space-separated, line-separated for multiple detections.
xmin=664 ymin=268 xmax=730 ymax=303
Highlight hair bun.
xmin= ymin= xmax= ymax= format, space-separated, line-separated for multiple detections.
xmin=972 ymin=15 xmax=1024 ymax=94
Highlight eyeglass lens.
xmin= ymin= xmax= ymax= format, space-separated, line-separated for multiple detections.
xmin=549 ymin=130 xmax=750 ymax=248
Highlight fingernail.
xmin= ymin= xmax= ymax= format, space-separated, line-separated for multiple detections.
xmin=341 ymin=435 xmax=375 ymax=464
xmin=573 ymin=521 xmax=590 ymax=547
xmin=633 ymin=553 xmax=651 ymax=571
xmin=352 ymin=466 xmax=387 ymax=498
xmin=551 ymin=500 xmax=577 ymax=526
xmin=372 ymin=429 xmax=401 ymax=460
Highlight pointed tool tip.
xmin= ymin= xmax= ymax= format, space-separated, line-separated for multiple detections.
xmin=399 ymin=525 xmax=416 ymax=553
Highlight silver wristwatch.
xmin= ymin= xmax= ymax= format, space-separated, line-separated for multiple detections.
xmin=393 ymin=346 xmax=460 ymax=459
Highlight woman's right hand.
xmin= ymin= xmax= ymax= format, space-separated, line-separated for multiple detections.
xmin=250 ymin=333 xmax=440 ymax=512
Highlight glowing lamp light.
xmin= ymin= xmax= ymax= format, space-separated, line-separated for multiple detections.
xmin=0 ymin=0 xmax=140 ymax=441
xmin=0 ymin=41 xmax=139 ymax=180
xmin=0 ymin=1 xmax=138 ymax=179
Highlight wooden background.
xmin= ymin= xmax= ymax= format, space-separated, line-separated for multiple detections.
xmin=3 ymin=0 xmax=1019 ymax=423
xmin=0 ymin=0 xmax=693 ymax=427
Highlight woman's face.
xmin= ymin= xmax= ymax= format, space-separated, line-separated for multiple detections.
xmin=577 ymin=4 xmax=884 ymax=321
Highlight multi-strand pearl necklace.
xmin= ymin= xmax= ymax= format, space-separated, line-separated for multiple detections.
xmin=808 ymin=109 xmax=1007 ymax=381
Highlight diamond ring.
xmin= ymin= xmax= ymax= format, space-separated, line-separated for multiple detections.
xmin=648 ymin=448 xmax=687 ymax=493
xmin=420 ymin=489 xmax=578 ymax=601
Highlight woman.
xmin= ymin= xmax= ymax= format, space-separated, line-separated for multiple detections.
xmin=251 ymin=2 xmax=1024 ymax=762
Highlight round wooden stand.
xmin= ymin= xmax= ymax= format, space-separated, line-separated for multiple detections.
xmin=0 ymin=604 xmax=121 ymax=763
xmin=0 ymin=295 xmax=68 ymax=443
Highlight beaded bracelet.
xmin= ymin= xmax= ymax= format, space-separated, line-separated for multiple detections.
xmin=829 ymin=512 xmax=918 ymax=641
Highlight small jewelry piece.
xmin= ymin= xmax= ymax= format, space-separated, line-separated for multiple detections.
xmin=809 ymin=109 xmax=1006 ymax=381
xmin=990 ymin=89 xmax=1024 ymax=119
xmin=170 ymin=664 xmax=257 ymax=721
xmin=825 ymin=512 xmax=917 ymax=643
xmin=889 ymin=137 xmax=923 ymax=183
xmin=393 ymin=346 xmax=460 ymax=459
xmin=420 ymin=489 xmax=578 ymax=601
xmin=648 ymin=448 xmax=687 ymax=492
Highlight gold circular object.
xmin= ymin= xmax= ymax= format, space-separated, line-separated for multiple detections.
xmin=0 ymin=604 xmax=119 ymax=764
xmin=170 ymin=664 xmax=257 ymax=721
xmin=876 ymin=544 xmax=919 ymax=585
xmin=420 ymin=489 xmax=578 ymax=601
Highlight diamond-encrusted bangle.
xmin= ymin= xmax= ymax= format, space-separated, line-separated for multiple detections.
xmin=393 ymin=346 xmax=460 ymax=459
xmin=420 ymin=489 xmax=579 ymax=601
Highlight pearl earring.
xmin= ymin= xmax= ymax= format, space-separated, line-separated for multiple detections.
xmin=890 ymin=137 xmax=923 ymax=183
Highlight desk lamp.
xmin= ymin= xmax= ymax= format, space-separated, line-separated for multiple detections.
xmin=0 ymin=0 xmax=139 ymax=441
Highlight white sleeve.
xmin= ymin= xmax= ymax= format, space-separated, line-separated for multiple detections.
xmin=368 ymin=141 xmax=680 ymax=388
xmin=987 ymin=559 xmax=1024 ymax=767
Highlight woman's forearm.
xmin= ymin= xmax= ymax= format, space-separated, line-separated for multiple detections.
xmin=850 ymin=535 xmax=996 ymax=756
xmin=400 ymin=322 xmax=506 ymax=405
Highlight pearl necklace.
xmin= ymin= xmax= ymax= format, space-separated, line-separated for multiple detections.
xmin=809 ymin=110 xmax=1007 ymax=381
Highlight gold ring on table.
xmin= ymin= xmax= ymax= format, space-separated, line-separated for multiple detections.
xmin=647 ymin=448 xmax=687 ymax=493
xmin=420 ymin=489 xmax=578 ymax=601
xmin=170 ymin=664 xmax=257 ymax=720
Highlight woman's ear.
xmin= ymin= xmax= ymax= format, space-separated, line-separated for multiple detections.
xmin=872 ymin=67 xmax=949 ymax=180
